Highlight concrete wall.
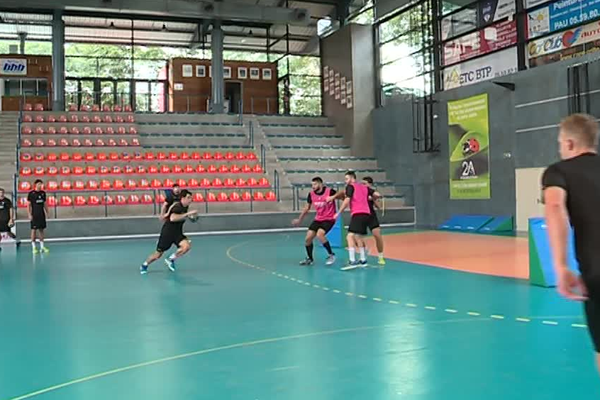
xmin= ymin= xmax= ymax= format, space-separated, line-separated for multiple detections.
xmin=373 ymin=54 xmax=600 ymax=228
xmin=321 ymin=24 xmax=376 ymax=157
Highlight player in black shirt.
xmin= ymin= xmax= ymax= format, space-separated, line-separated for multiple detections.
xmin=27 ymin=179 xmax=49 ymax=254
xmin=362 ymin=177 xmax=385 ymax=266
xmin=543 ymin=114 xmax=600 ymax=374
xmin=160 ymin=183 xmax=182 ymax=221
xmin=0 ymin=188 xmax=16 ymax=248
xmin=141 ymin=189 xmax=197 ymax=274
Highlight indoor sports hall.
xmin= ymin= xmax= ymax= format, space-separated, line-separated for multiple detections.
xmin=1 ymin=0 xmax=599 ymax=398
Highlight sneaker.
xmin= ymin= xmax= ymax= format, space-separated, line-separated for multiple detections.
xmin=140 ymin=265 xmax=148 ymax=275
xmin=41 ymin=247 xmax=50 ymax=253
xmin=359 ymin=260 xmax=368 ymax=268
xmin=325 ymin=254 xmax=336 ymax=266
xmin=299 ymin=258 xmax=314 ymax=266
xmin=378 ymin=257 xmax=386 ymax=266
xmin=165 ymin=258 xmax=176 ymax=272
xmin=32 ymin=247 xmax=39 ymax=254
xmin=341 ymin=261 xmax=360 ymax=271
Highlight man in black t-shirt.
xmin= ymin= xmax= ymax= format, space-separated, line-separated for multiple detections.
xmin=141 ymin=189 xmax=197 ymax=274
xmin=160 ymin=184 xmax=182 ymax=221
xmin=543 ymin=113 xmax=600 ymax=374
xmin=0 ymin=188 xmax=16 ymax=247
xmin=27 ymin=179 xmax=49 ymax=254
xmin=362 ymin=177 xmax=385 ymax=266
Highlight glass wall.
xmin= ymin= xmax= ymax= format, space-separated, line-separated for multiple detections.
xmin=277 ymin=55 xmax=322 ymax=116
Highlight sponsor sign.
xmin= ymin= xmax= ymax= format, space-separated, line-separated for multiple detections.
xmin=443 ymin=20 xmax=518 ymax=65
xmin=443 ymin=47 xmax=518 ymax=90
xmin=529 ymin=38 xmax=600 ymax=66
xmin=528 ymin=0 xmax=600 ymax=38
xmin=479 ymin=0 xmax=516 ymax=25
xmin=526 ymin=0 xmax=552 ymax=8
xmin=441 ymin=7 xmax=478 ymax=41
xmin=0 ymin=58 xmax=27 ymax=76
xmin=527 ymin=20 xmax=600 ymax=58
xmin=442 ymin=0 xmax=516 ymax=41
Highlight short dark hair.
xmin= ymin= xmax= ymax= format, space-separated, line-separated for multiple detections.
xmin=312 ymin=177 xmax=323 ymax=184
xmin=172 ymin=183 xmax=180 ymax=188
xmin=362 ymin=176 xmax=374 ymax=184
xmin=345 ymin=171 xmax=356 ymax=179
xmin=180 ymin=189 xmax=192 ymax=198
xmin=34 ymin=179 xmax=43 ymax=185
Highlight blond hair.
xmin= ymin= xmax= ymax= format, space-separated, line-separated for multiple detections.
xmin=560 ymin=113 xmax=599 ymax=148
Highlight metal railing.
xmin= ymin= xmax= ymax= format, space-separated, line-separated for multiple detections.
xmin=250 ymin=97 xmax=278 ymax=114
xmin=249 ymin=120 xmax=255 ymax=147
xmin=260 ymin=143 xmax=266 ymax=171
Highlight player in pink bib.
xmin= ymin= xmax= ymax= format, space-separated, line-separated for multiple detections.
xmin=292 ymin=177 xmax=337 ymax=266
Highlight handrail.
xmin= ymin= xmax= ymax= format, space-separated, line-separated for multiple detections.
xmin=260 ymin=143 xmax=266 ymax=171
xmin=249 ymin=120 xmax=254 ymax=147
xmin=274 ymin=170 xmax=280 ymax=201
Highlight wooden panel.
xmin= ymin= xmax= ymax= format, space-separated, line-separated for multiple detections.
xmin=0 ymin=55 xmax=53 ymax=111
xmin=169 ymin=58 xmax=278 ymax=114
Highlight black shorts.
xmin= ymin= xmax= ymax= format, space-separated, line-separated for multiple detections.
xmin=31 ymin=216 xmax=47 ymax=230
xmin=156 ymin=232 xmax=188 ymax=253
xmin=584 ymin=296 xmax=600 ymax=352
xmin=348 ymin=213 xmax=371 ymax=235
xmin=368 ymin=214 xmax=380 ymax=231
xmin=308 ymin=220 xmax=335 ymax=234
xmin=0 ymin=220 xmax=10 ymax=233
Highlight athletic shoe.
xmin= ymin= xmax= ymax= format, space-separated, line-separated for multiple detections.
xmin=378 ymin=257 xmax=386 ymax=266
xmin=140 ymin=265 xmax=148 ymax=275
xmin=341 ymin=261 xmax=360 ymax=271
xmin=165 ymin=258 xmax=176 ymax=272
xmin=41 ymin=247 xmax=49 ymax=253
xmin=299 ymin=258 xmax=314 ymax=266
xmin=359 ymin=260 xmax=368 ymax=268
xmin=325 ymin=254 xmax=336 ymax=266
xmin=32 ymin=247 xmax=39 ymax=254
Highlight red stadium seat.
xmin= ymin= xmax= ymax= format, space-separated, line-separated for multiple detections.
xmin=88 ymin=195 xmax=101 ymax=206
xmin=109 ymin=152 xmax=119 ymax=161
xmin=219 ymin=165 xmax=229 ymax=173
xmin=176 ymin=179 xmax=186 ymax=187
xmin=88 ymin=180 xmax=99 ymax=190
xmin=164 ymin=178 xmax=174 ymax=187
xmin=137 ymin=166 xmax=147 ymax=174
xmin=105 ymin=127 xmax=114 ymax=136
xmin=139 ymin=179 xmax=150 ymax=188
xmin=81 ymin=105 xmax=90 ymax=112
xmin=111 ymin=166 xmax=122 ymax=174
xmin=20 ymin=167 xmax=32 ymax=176
xmin=103 ymin=195 xmax=114 ymax=205
xmin=60 ymin=166 xmax=71 ymax=175
xmin=236 ymin=151 xmax=245 ymax=160
xmin=242 ymin=165 xmax=252 ymax=173
xmin=180 ymin=152 xmax=190 ymax=160
xmin=265 ymin=191 xmax=276 ymax=201
xmin=241 ymin=191 xmax=252 ymax=201
xmin=133 ymin=152 xmax=143 ymax=160
xmin=259 ymin=177 xmax=269 ymax=187
xmin=229 ymin=192 xmax=241 ymax=202
xmin=207 ymin=192 xmax=217 ymax=202
xmin=248 ymin=178 xmax=258 ymax=187
xmin=114 ymin=180 xmax=125 ymax=189
xmin=160 ymin=165 xmax=171 ymax=174
xmin=92 ymin=105 xmax=100 ymax=112
xmin=98 ymin=166 xmax=110 ymax=175
xmin=21 ymin=153 xmax=33 ymax=162
xmin=34 ymin=103 xmax=44 ymax=111
xmin=33 ymin=167 xmax=44 ymax=176
xmin=18 ymin=197 xmax=29 ymax=207
xmin=35 ymin=127 xmax=44 ymax=135
xmin=114 ymin=105 xmax=123 ymax=112
xmin=83 ymin=126 xmax=92 ymax=135
xmin=47 ymin=196 xmax=57 ymax=207
xmin=193 ymin=192 xmax=204 ymax=202
xmin=24 ymin=103 xmax=33 ymax=111
xmin=235 ymin=178 xmax=246 ymax=187
xmin=253 ymin=165 xmax=263 ymax=173
xmin=48 ymin=167 xmax=58 ymax=176
xmin=214 ymin=152 xmax=223 ymax=160
xmin=126 ymin=114 xmax=135 ymax=122
xmin=151 ymin=179 xmax=162 ymax=188
xmin=124 ymin=105 xmax=133 ymax=112
xmin=208 ymin=165 xmax=217 ymax=173
xmin=83 ymin=139 xmax=93 ymax=147
xmin=47 ymin=127 xmax=57 ymax=135
xmin=71 ymin=138 xmax=81 ymax=146
xmin=115 ymin=195 xmax=127 ymax=205
xmin=60 ymin=196 xmax=73 ymax=207
xmin=155 ymin=194 xmax=165 ymax=204
xmin=212 ymin=178 xmax=223 ymax=187
xmin=224 ymin=178 xmax=235 ymax=188
xmin=200 ymin=178 xmax=211 ymax=188
xmin=59 ymin=126 xmax=68 ymax=135
xmin=225 ymin=152 xmax=234 ymax=160
xmin=100 ymin=180 xmax=111 ymax=190
xmin=58 ymin=115 xmax=67 ymax=123
xmin=184 ymin=165 xmax=195 ymax=174
xmin=81 ymin=116 xmax=90 ymax=123
xmin=126 ymin=179 xmax=137 ymax=189
xmin=19 ymin=181 xmax=32 ymax=192
xmin=128 ymin=127 xmax=137 ymax=135
xmin=72 ymin=152 xmax=83 ymax=161
xmin=217 ymin=192 xmax=228 ymax=202
xmin=104 ymin=115 xmax=113 ymax=123
xmin=118 ymin=127 xmax=126 ymax=135
xmin=94 ymin=127 xmax=103 ymax=135
xmin=119 ymin=139 xmax=128 ymax=146
xmin=230 ymin=165 xmax=241 ymax=174
xmin=47 ymin=115 xmax=56 ymax=123
xmin=157 ymin=152 xmax=167 ymax=160
xmin=98 ymin=138 xmax=108 ymax=146
xmin=98 ymin=152 xmax=108 ymax=161
xmin=247 ymin=152 xmax=257 ymax=160
xmin=22 ymin=139 xmax=32 ymax=147
xmin=145 ymin=152 xmax=154 ymax=160
xmin=86 ymin=166 xmax=97 ymax=175
xmin=60 ymin=181 xmax=72 ymax=191
xmin=149 ymin=165 xmax=159 ymax=174
xmin=85 ymin=152 xmax=95 ymax=161
xmin=141 ymin=194 xmax=153 ymax=204
xmin=191 ymin=152 xmax=201 ymax=160
xmin=127 ymin=194 xmax=140 ymax=204
xmin=57 ymin=153 xmax=68 ymax=161
xmin=35 ymin=115 xmax=44 ymax=123
xmin=173 ymin=165 xmax=183 ymax=174
xmin=22 ymin=127 xmax=33 ymax=135
xmin=107 ymin=139 xmax=116 ymax=146
xmin=116 ymin=116 xmax=124 ymax=123
xmin=169 ymin=152 xmax=178 ymax=160
xmin=196 ymin=165 xmax=206 ymax=173
xmin=188 ymin=178 xmax=199 ymax=187
xmin=68 ymin=104 xmax=78 ymax=111
xmin=23 ymin=115 xmax=33 ymax=122
xmin=47 ymin=181 xmax=58 ymax=191
xmin=73 ymin=166 xmax=84 ymax=175
xmin=70 ymin=115 xmax=79 ymax=123
xmin=74 ymin=181 xmax=85 ymax=190
xmin=253 ymin=192 xmax=265 ymax=201
xmin=47 ymin=139 xmax=57 ymax=147
xmin=124 ymin=166 xmax=134 ymax=175
xmin=92 ymin=115 xmax=101 ymax=123
xmin=35 ymin=139 xmax=45 ymax=147
xmin=202 ymin=152 xmax=212 ymax=160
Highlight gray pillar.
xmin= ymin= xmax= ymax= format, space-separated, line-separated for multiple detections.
xmin=52 ymin=10 xmax=65 ymax=111
xmin=211 ymin=21 xmax=225 ymax=114
xmin=18 ymin=32 xmax=27 ymax=54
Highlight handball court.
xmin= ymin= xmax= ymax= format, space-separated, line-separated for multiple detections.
xmin=0 ymin=229 xmax=597 ymax=400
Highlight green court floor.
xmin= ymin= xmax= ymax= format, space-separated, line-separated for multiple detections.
xmin=0 ymin=231 xmax=598 ymax=400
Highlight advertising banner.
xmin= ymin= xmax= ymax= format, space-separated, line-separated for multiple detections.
xmin=441 ymin=7 xmax=478 ymax=41
xmin=526 ymin=0 xmax=552 ymax=8
xmin=527 ymin=0 xmax=600 ymax=38
xmin=479 ymin=0 xmax=517 ymax=24
xmin=527 ymin=19 xmax=600 ymax=59
xmin=443 ymin=19 xmax=517 ymax=65
xmin=442 ymin=0 xmax=516 ymax=41
xmin=448 ymin=94 xmax=491 ymax=199
xmin=0 ymin=58 xmax=27 ymax=76
xmin=443 ymin=47 xmax=518 ymax=89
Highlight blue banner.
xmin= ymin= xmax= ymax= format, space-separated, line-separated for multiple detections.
xmin=528 ymin=0 xmax=600 ymax=38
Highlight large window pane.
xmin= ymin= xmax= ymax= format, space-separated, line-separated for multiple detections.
xmin=379 ymin=3 xmax=431 ymax=43
xmin=439 ymin=0 xmax=476 ymax=15
xmin=382 ymin=73 xmax=432 ymax=98
xmin=288 ymin=55 xmax=320 ymax=75
xmin=350 ymin=7 xmax=374 ymax=25
xmin=381 ymin=52 xmax=432 ymax=85
xmin=290 ymin=75 xmax=321 ymax=97
xmin=380 ymin=31 xmax=432 ymax=64
xmin=290 ymin=96 xmax=321 ymax=116
xmin=134 ymin=59 xmax=166 ymax=80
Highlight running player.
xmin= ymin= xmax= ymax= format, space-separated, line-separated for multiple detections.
xmin=292 ymin=177 xmax=337 ymax=266
xmin=543 ymin=114 xmax=600 ymax=375
xmin=0 ymin=188 xmax=16 ymax=249
xmin=27 ymin=179 xmax=49 ymax=254
xmin=332 ymin=171 xmax=371 ymax=270
xmin=160 ymin=183 xmax=182 ymax=221
xmin=141 ymin=189 xmax=197 ymax=274
xmin=362 ymin=177 xmax=385 ymax=266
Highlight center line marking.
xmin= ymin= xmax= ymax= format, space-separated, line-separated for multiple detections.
xmin=358 ymin=295 xmax=368 ymax=299
xmin=572 ymin=324 xmax=587 ymax=328
xmin=406 ymin=303 xmax=417 ymax=307
xmin=333 ymin=289 xmax=341 ymax=294
xmin=542 ymin=321 xmax=558 ymax=326
xmin=345 ymin=292 xmax=354 ymax=296
xmin=425 ymin=306 xmax=436 ymax=311
xmin=491 ymin=315 xmax=505 ymax=320
xmin=373 ymin=298 xmax=382 ymax=302
xmin=516 ymin=318 xmax=531 ymax=323
xmin=445 ymin=309 xmax=458 ymax=314
xmin=389 ymin=300 xmax=400 ymax=305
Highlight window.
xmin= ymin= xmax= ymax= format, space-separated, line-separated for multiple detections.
xmin=380 ymin=31 xmax=433 ymax=64
xmin=378 ymin=2 xmax=431 ymax=43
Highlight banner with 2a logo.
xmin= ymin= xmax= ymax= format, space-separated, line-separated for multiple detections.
xmin=448 ymin=93 xmax=491 ymax=200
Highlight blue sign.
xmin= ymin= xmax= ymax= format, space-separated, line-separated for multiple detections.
xmin=550 ymin=0 xmax=600 ymax=31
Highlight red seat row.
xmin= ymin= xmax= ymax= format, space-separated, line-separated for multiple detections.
xmin=23 ymin=104 xmax=45 ymax=111
xmin=20 ymin=164 xmax=263 ymax=176
xmin=22 ymin=138 xmax=140 ymax=147
xmin=68 ymin=104 xmax=133 ymax=112
xmin=23 ymin=114 xmax=135 ymax=123
xmin=17 ymin=191 xmax=276 ymax=207
xmin=20 ymin=151 xmax=257 ymax=162
xmin=18 ymin=177 xmax=270 ymax=192
xmin=22 ymin=126 xmax=137 ymax=135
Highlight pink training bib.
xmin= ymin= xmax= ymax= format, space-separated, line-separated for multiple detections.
xmin=350 ymin=182 xmax=370 ymax=215
xmin=310 ymin=187 xmax=336 ymax=221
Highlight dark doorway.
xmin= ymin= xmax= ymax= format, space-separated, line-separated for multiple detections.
xmin=225 ymin=82 xmax=242 ymax=114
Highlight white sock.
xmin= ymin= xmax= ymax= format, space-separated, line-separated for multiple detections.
xmin=39 ymin=240 xmax=44 ymax=248
xmin=142 ymin=261 xmax=148 ymax=267
xmin=169 ymin=253 xmax=177 ymax=261
xmin=359 ymin=247 xmax=366 ymax=262
xmin=378 ymin=252 xmax=384 ymax=258
xmin=349 ymin=248 xmax=356 ymax=263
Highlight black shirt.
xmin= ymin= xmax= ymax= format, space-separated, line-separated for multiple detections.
xmin=306 ymin=187 xmax=336 ymax=203
xmin=0 ymin=198 xmax=12 ymax=221
xmin=161 ymin=202 xmax=188 ymax=236
xmin=27 ymin=190 xmax=47 ymax=218
xmin=367 ymin=188 xmax=376 ymax=215
xmin=542 ymin=153 xmax=600 ymax=277
xmin=165 ymin=190 xmax=181 ymax=208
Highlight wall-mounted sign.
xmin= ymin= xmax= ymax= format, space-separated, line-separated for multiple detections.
xmin=262 ymin=68 xmax=272 ymax=80
xmin=441 ymin=0 xmax=516 ymax=41
xmin=174 ymin=83 xmax=184 ymax=91
xmin=527 ymin=0 xmax=600 ymax=39
xmin=196 ymin=65 xmax=206 ymax=78
xmin=443 ymin=47 xmax=518 ymax=90
xmin=182 ymin=64 xmax=193 ymax=78
xmin=238 ymin=67 xmax=247 ymax=79
xmin=0 ymin=58 xmax=27 ymax=76
xmin=250 ymin=68 xmax=260 ymax=80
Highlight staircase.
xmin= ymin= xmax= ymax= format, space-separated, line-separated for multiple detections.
xmin=0 ymin=112 xmax=19 ymax=197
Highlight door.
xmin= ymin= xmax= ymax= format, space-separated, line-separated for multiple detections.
xmin=515 ymin=167 xmax=546 ymax=232
xmin=225 ymin=82 xmax=242 ymax=114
